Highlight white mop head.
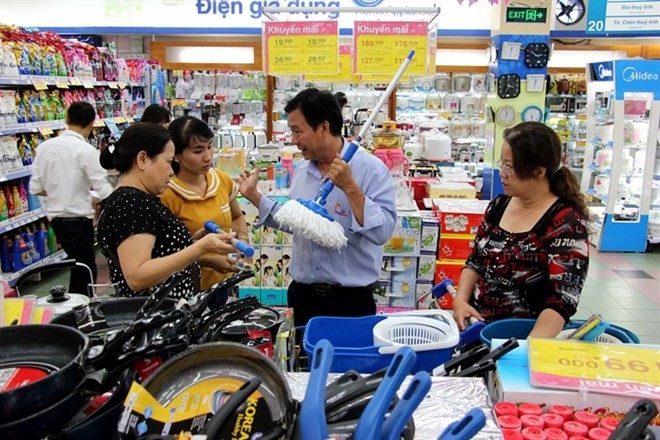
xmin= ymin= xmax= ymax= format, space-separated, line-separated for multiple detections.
xmin=274 ymin=199 xmax=348 ymax=250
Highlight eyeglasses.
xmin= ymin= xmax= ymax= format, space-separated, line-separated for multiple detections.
xmin=498 ymin=160 xmax=515 ymax=175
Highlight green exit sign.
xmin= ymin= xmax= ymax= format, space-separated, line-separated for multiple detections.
xmin=506 ymin=7 xmax=547 ymax=23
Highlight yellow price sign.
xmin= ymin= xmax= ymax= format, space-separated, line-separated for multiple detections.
xmin=118 ymin=82 xmax=127 ymax=89
xmin=82 ymin=80 xmax=94 ymax=89
xmin=306 ymin=46 xmax=352 ymax=82
xmin=265 ymin=21 xmax=339 ymax=75
xmin=113 ymin=116 xmax=127 ymax=124
xmin=38 ymin=126 xmax=54 ymax=136
xmin=353 ymin=21 xmax=428 ymax=76
xmin=54 ymin=80 xmax=69 ymax=89
xmin=107 ymin=82 xmax=118 ymax=89
xmin=32 ymin=80 xmax=49 ymax=91
xmin=93 ymin=119 xmax=106 ymax=128
xmin=69 ymin=77 xmax=83 ymax=86
xmin=529 ymin=338 xmax=660 ymax=400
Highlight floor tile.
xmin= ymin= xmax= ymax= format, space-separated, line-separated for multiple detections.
xmin=605 ymin=291 xmax=658 ymax=309
xmin=585 ymin=268 xmax=621 ymax=279
xmin=638 ymin=335 xmax=660 ymax=345
xmin=594 ymin=308 xmax=639 ymax=322
xmin=609 ymin=321 xmax=654 ymax=336
xmin=627 ymin=308 xmax=660 ymax=323
xmin=612 ymin=269 xmax=654 ymax=279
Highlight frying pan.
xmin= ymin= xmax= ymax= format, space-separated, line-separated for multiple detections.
xmin=129 ymin=342 xmax=294 ymax=438
xmin=0 ymin=324 xmax=89 ymax=424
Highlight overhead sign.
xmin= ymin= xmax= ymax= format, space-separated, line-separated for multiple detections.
xmin=613 ymin=59 xmax=660 ymax=100
xmin=263 ymin=21 xmax=339 ymax=75
xmin=589 ymin=61 xmax=614 ymax=81
xmin=586 ymin=0 xmax=660 ymax=35
xmin=505 ymin=7 xmax=547 ymax=23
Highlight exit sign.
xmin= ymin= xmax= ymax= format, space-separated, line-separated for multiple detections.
xmin=506 ymin=7 xmax=547 ymax=23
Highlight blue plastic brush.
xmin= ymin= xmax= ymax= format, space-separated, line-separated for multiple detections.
xmin=204 ymin=220 xmax=255 ymax=257
xmin=273 ymin=50 xmax=416 ymax=250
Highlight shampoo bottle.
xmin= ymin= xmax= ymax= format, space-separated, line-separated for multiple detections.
xmin=0 ymin=190 xmax=7 ymax=222
xmin=11 ymin=185 xmax=22 ymax=216
xmin=3 ymin=186 xmax=14 ymax=218
xmin=18 ymin=182 xmax=28 ymax=214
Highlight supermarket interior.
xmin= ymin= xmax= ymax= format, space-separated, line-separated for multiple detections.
xmin=0 ymin=0 xmax=659 ymax=438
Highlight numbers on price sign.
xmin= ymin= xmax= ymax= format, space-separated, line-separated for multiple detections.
xmin=587 ymin=20 xmax=605 ymax=32
xmin=360 ymin=39 xmax=385 ymax=48
xmin=307 ymin=55 xmax=328 ymax=64
xmin=558 ymin=357 xmax=658 ymax=374
xmin=274 ymin=38 xmax=294 ymax=47
xmin=360 ymin=56 xmax=384 ymax=65
xmin=274 ymin=55 xmax=294 ymax=65
xmin=307 ymin=37 xmax=328 ymax=46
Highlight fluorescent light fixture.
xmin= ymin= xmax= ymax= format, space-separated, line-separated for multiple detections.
xmin=165 ymin=46 xmax=255 ymax=64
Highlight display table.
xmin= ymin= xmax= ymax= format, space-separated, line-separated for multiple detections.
xmin=285 ymin=373 xmax=503 ymax=439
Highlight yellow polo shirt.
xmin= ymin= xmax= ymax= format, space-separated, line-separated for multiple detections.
xmin=160 ymin=169 xmax=239 ymax=289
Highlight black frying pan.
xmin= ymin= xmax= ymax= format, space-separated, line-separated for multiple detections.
xmin=0 ymin=324 xmax=88 ymax=424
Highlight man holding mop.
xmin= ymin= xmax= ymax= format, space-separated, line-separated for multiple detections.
xmin=239 ymin=88 xmax=397 ymax=327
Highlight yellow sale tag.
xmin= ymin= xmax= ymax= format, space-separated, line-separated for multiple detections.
xmin=32 ymin=80 xmax=48 ymax=91
xmin=82 ymin=80 xmax=94 ymax=89
xmin=529 ymin=338 xmax=660 ymax=400
xmin=265 ymin=21 xmax=339 ymax=75
xmin=113 ymin=117 xmax=127 ymax=124
xmin=118 ymin=82 xmax=127 ymax=89
xmin=54 ymin=80 xmax=69 ymax=89
xmin=107 ymin=82 xmax=118 ymax=89
xmin=353 ymin=21 xmax=429 ymax=76
xmin=577 ymin=114 xmax=588 ymax=120
xmin=125 ymin=116 xmax=134 ymax=123
xmin=69 ymin=77 xmax=83 ymax=86
xmin=38 ymin=126 xmax=54 ymax=136
xmin=306 ymin=45 xmax=352 ymax=82
xmin=93 ymin=119 xmax=106 ymax=128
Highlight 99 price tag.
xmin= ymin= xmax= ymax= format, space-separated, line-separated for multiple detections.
xmin=265 ymin=21 xmax=339 ymax=75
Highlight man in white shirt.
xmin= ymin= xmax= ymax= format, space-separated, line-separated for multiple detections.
xmin=30 ymin=101 xmax=113 ymax=295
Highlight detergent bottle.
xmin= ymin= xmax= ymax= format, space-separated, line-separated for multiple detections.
xmin=36 ymin=222 xmax=49 ymax=258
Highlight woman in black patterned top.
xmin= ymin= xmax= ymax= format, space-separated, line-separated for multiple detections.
xmin=453 ymin=122 xmax=589 ymax=338
xmin=97 ymin=123 xmax=236 ymax=299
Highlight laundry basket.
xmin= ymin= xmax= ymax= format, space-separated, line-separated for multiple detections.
xmin=372 ymin=316 xmax=459 ymax=354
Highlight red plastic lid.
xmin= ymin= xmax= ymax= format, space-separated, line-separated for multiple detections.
xmin=600 ymin=417 xmax=620 ymax=432
xmin=544 ymin=427 xmax=568 ymax=440
xmin=496 ymin=401 xmax=520 ymax=417
xmin=503 ymin=430 xmax=525 ymax=440
xmin=588 ymin=427 xmax=611 ymax=440
xmin=564 ymin=421 xmax=589 ymax=437
xmin=568 ymin=437 xmax=589 ymax=440
xmin=522 ymin=427 xmax=547 ymax=440
xmin=549 ymin=405 xmax=574 ymax=421
xmin=521 ymin=414 xmax=545 ymax=429
xmin=574 ymin=411 xmax=600 ymax=429
xmin=499 ymin=415 xmax=523 ymax=431
xmin=543 ymin=413 xmax=565 ymax=429
xmin=519 ymin=403 xmax=544 ymax=416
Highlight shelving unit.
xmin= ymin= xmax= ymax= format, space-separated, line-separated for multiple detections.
xmin=2 ymin=249 xmax=67 ymax=286
xmin=545 ymin=93 xmax=588 ymax=179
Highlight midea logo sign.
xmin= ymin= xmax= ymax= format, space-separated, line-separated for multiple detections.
xmin=622 ymin=66 xmax=659 ymax=82
xmin=352 ymin=0 xmax=384 ymax=6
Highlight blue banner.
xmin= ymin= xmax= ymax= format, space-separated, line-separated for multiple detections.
xmin=590 ymin=61 xmax=614 ymax=81
xmin=614 ymin=60 xmax=660 ymax=100
xmin=587 ymin=0 xmax=660 ymax=36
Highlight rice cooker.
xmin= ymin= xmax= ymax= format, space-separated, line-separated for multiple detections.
xmin=423 ymin=132 xmax=453 ymax=162
xmin=403 ymin=141 xmax=423 ymax=161
xmin=35 ymin=285 xmax=90 ymax=316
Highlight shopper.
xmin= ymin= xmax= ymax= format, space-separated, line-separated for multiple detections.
xmin=97 ymin=123 xmax=236 ymax=300
xmin=161 ymin=116 xmax=249 ymax=289
xmin=140 ymin=104 xmax=172 ymax=128
xmin=239 ymin=88 xmax=397 ymax=327
xmin=452 ymin=122 xmax=589 ymax=338
xmin=29 ymin=101 xmax=113 ymax=295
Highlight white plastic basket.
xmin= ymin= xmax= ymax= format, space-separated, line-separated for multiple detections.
xmin=373 ymin=315 xmax=459 ymax=355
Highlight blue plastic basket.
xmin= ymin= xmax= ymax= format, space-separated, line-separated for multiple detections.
xmin=303 ymin=315 xmax=456 ymax=374
xmin=479 ymin=318 xmax=640 ymax=346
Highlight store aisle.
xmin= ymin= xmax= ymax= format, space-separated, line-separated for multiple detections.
xmin=575 ymin=249 xmax=660 ymax=345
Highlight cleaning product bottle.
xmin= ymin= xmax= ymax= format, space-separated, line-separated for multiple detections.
xmin=1 ymin=235 xmax=12 ymax=273
xmin=23 ymin=228 xmax=38 ymax=263
xmin=47 ymin=223 xmax=57 ymax=254
xmin=18 ymin=181 xmax=28 ymax=214
xmin=11 ymin=185 xmax=22 ymax=216
xmin=4 ymin=186 xmax=14 ymax=219
xmin=12 ymin=233 xmax=31 ymax=271
xmin=36 ymin=222 xmax=49 ymax=258
xmin=0 ymin=189 xmax=8 ymax=222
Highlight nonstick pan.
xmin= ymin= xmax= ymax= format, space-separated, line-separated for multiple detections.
xmin=125 ymin=342 xmax=294 ymax=439
xmin=0 ymin=324 xmax=89 ymax=424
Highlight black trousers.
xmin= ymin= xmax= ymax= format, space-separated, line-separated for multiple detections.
xmin=287 ymin=280 xmax=378 ymax=328
xmin=51 ymin=217 xmax=97 ymax=295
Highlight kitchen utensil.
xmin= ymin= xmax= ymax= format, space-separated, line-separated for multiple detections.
xmin=381 ymin=371 xmax=431 ymax=440
xmin=35 ymin=285 xmax=90 ymax=316
xmin=297 ymin=339 xmax=334 ymax=439
xmin=438 ymin=408 xmax=487 ymax=440
xmin=610 ymin=399 xmax=658 ymax=440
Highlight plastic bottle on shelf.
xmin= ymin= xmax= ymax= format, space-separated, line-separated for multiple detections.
xmin=12 ymin=233 xmax=32 ymax=271
xmin=275 ymin=162 xmax=289 ymax=189
xmin=1 ymin=235 xmax=12 ymax=273
xmin=3 ymin=186 xmax=15 ymax=219
xmin=11 ymin=185 xmax=22 ymax=216
xmin=0 ymin=190 xmax=7 ymax=222
xmin=36 ymin=222 xmax=49 ymax=259
xmin=47 ymin=223 xmax=57 ymax=254
xmin=18 ymin=182 xmax=29 ymax=214
xmin=23 ymin=228 xmax=39 ymax=263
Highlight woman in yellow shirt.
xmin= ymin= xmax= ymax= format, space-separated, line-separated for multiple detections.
xmin=160 ymin=116 xmax=249 ymax=289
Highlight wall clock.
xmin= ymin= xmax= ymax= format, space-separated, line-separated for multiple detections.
xmin=526 ymin=74 xmax=546 ymax=92
xmin=501 ymin=41 xmax=522 ymax=61
xmin=497 ymin=73 xmax=521 ymax=99
xmin=525 ymin=43 xmax=550 ymax=68
xmin=496 ymin=105 xmax=517 ymax=127
xmin=522 ymin=105 xmax=544 ymax=122
xmin=555 ymin=0 xmax=585 ymax=26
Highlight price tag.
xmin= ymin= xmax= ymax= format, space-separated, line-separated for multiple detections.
xmin=529 ymin=338 xmax=660 ymax=400
xmin=69 ymin=77 xmax=83 ymax=86
xmin=354 ymin=21 xmax=429 ymax=76
xmin=113 ymin=116 xmax=127 ymax=124
xmin=54 ymin=79 xmax=69 ymax=89
xmin=576 ymin=114 xmax=588 ymax=120
xmin=118 ymin=82 xmax=127 ymax=89
xmin=125 ymin=116 xmax=134 ymax=123
xmin=107 ymin=82 xmax=118 ymax=89
xmin=82 ymin=80 xmax=94 ymax=89
xmin=32 ymin=80 xmax=49 ymax=91
xmin=306 ymin=45 xmax=352 ymax=82
xmin=93 ymin=119 xmax=106 ymax=128
xmin=265 ymin=21 xmax=339 ymax=75
xmin=38 ymin=126 xmax=54 ymax=136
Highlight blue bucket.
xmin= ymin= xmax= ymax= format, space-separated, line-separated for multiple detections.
xmin=479 ymin=318 xmax=640 ymax=346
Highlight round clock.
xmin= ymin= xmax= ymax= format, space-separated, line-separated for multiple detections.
xmin=555 ymin=0 xmax=585 ymax=26
xmin=497 ymin=73 xmax=521 ymax=99
xmin=525 ymin=43 xmax=550 ymax=69
xmin=496 ymin=105 xmax=517 ymax=127
xmin=522 ymin=105 xmax=544 ymax=122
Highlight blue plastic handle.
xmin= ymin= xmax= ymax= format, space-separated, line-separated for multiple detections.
xmin=438 ymin=408 xmax=486 ymax=440
xmin=354 ymin=346 xmax=416 ymax=440
xmin=382 ymin=371 xmax=432 ymax=440
xmin=204 ymin=220 xmax=255 ymax=257
xmin=315 ymin=141 xmax=360 ymax=206
xmin=298 ymin=339 xmax=334 ymax=440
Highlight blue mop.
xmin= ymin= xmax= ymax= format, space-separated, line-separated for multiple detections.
xmin=273 ymin=50 xmax=416 ymax=250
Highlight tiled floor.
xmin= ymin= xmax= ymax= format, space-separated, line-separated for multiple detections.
xmin=21 ymin=246 xmax=660 ymax=344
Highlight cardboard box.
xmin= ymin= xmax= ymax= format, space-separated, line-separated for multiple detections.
xmin=420 ymin=216 xmax=440 ymax=253
xmin=426 ymin=181 xmax=476 ymax=199
xmin=415 ymin=280 xmax=434 ymax=309
xmin=438 ymin=233 xmax=475 ymax=261
xmin=383 ymin=211 xmax=422 ymax=257
xmin=434 ymin=259 xmax=465 ymax=284
xmin=432 ymin=199 xmax=489 ymax=235
xmin=261 ymin=288 xmax=287 ymax=306
xmin=259 ymin=246 xmax=282 ymax=288
xmin=417 ymin=252 xmax=436 ymax=281
xmin=490 ymin=339 xmax=660 ymax=423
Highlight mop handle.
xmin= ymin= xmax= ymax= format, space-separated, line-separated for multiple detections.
xmin=315 ymin=49 xmax=416 ymax=206
xmin=204 ymin=220 xmax=255 ymax=257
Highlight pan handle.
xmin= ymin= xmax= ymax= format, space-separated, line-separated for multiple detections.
xmin=203 ymin=377 xmax=262 ymax=440
xmin=381 ymin=371 xmax=432 ymax=440
xmin=297 ymin=339 xmax=334 ymax=440
xmin=437 ymin=408 xmax=486 ymax=440
xmin=353 ymin=346 xmax=416 ymax=440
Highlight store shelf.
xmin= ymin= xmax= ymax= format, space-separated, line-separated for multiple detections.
xmin=0 ymin=208 xmax=48 ymax=234
xmin=0 ymin=166 xmax=33 ymax=182
xmin=0 ymin=120 xmax=67 ymax=136
xmin=0 ymin=75 xmax=144 ymax=88
xmin=4 ymin=250 xmax=68 ymax=286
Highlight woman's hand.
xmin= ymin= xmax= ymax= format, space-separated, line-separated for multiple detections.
xmin=198 ymin=232 xmax=236 ymax=254
xmin=452 ymin=298 xmax=485 ymax=331
xmin=203 ymin=254 xmax=240 ymax=274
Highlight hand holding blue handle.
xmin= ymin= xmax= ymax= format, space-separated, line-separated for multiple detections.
xmin=315 ymin=141 xmax=359 ymax=205
xmin=204 ymin=220 xmax=254 ymax=257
